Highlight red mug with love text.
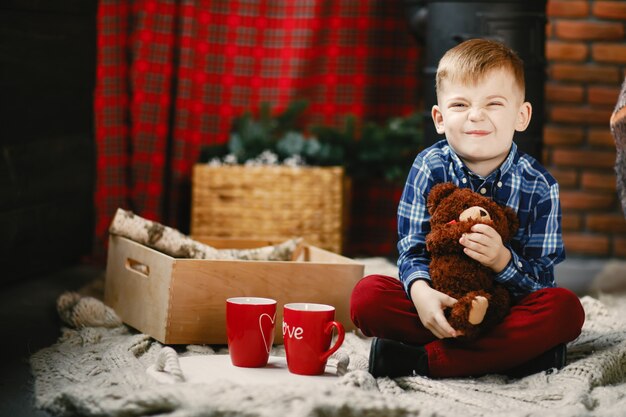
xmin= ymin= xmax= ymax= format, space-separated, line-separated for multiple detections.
xmin=226 ymin=297 xmax=277 ymax=367
xmin=282 ymin=303 xmax=345 ymax=375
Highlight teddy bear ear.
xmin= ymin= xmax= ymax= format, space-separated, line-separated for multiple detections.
xmin=502 ymin=206 xmax=520 ymax=241
xmin=427 ymin=182 xmax=458 ymax=214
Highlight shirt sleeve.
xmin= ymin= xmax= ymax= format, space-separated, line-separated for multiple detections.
xmin=397 ymin=155 xmax=435 ymax=297
xmin=495 ymin=182 xmax=564 ymax=298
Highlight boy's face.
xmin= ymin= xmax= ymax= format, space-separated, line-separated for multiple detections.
xmin=431 ymin=68 xmax=532 ymax=175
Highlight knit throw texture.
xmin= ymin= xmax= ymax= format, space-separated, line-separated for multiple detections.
xmin=31 ymin=289 xmax=626 ymax=417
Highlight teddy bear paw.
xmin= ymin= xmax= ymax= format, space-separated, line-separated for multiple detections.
xmin=468 ymin=296 xmax=488 ymax=325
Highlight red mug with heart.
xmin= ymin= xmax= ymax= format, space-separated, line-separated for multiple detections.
xmin=226 ymin=297 xmax=276 ymax=367
xmin=282 ymin=303 xmax=345 ymax=375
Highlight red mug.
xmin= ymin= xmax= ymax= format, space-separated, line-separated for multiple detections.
xmin=226 ymin=297 xmax=277 ymax=367
xmin=282 ymin=303 xmax=345 ymax=375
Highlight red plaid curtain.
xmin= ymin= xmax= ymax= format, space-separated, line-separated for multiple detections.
xmin=94 ymin=0 xmax=421 ymax=258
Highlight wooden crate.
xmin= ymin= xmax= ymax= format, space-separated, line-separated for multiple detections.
xmin=104 ymin=235 xmax=364 ymax=345
xmin=191 ymin=165 xmax=348 ymax=254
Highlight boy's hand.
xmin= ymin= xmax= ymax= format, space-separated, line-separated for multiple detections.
xmin=410 ymin=280 xmax=460 ymax=339
xmin=459 ymin=223 xmax=512 ymax=273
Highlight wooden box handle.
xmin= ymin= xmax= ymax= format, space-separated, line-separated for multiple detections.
xmin=125 ymin=258 xmax=150 ymax=278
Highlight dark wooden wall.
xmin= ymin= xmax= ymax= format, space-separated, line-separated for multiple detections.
xmin=0 ymin=1 xmax=97 ymax=283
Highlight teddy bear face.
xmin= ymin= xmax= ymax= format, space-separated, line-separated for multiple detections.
xmin=459 ymin=206 xmax=491 ymax=222
xmin=427 ymin=182 xmax=519 ymax=246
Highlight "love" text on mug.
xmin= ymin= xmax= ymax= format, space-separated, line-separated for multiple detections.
xmin=282 ymin=321 xmax=304 ymax=339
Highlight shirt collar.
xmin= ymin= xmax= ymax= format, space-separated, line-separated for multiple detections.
xmin=499 ymin=141 xmax=517 ymax=178
xmin=447 ymin=141 xmax=517 ymax=182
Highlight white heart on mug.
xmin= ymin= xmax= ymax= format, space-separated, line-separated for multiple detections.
xmin=259 ymin=313 xmax=276 ymax=354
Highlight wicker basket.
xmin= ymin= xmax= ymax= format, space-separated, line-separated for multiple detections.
xmin=191 ymin=165 xmax=348 ymax=253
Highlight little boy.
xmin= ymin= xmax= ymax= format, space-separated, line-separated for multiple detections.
xmin=350 ymin=39 xmax=585 ymax=378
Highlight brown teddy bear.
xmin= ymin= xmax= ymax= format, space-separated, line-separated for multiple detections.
xmin=425 ymin=182 xmax=519 ymax=340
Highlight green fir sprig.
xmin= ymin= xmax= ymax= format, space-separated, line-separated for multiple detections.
xmin=199 ymin=101 xmax=423 ymax=184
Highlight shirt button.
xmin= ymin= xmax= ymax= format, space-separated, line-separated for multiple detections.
xmin=517 ymin=261 xmax=523 ymax=268
xmin=497 ymin=181 xmax=503 ymax=188
xmin=480 ymin=187 xmax=487 ymax=194
xmin=462 ymin=178 xmax=467 ymax=184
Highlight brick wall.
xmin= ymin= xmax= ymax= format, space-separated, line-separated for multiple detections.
xmin=544 ymin=0 xmax=626 ymax=258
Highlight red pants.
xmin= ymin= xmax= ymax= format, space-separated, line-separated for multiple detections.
xmin=350 ymin=274 xmax=585 ymax=378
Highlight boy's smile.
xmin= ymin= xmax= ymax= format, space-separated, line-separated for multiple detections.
xmin=431 ymin=68 xmax=532 ymax=177
xmin=465 ymin=130 xmax=490 ymax=136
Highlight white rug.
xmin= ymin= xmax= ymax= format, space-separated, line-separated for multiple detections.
xmin=31 ymin=260 xmax=626 ymax=417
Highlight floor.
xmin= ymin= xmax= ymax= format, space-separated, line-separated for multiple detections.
xmin=0 ymin=257 xmax=622 ymax=417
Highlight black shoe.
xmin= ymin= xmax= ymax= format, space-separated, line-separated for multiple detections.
xmin=368 ymin=337 xmax=429 ymax=378
xmin=504 ymin=343 xmax=567 ymax=378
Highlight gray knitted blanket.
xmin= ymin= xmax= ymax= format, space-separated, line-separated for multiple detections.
xmin=32 ymin=288 xmax=626 ymax=417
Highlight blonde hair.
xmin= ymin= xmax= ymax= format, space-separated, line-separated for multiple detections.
xmin=436 ymin=38 xmax=525 ymax=98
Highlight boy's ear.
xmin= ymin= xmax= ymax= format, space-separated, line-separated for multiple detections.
xmin=515 ymin=101 xmax=532 ymax=132
xmin=431 ymin=105 xmax=445 ymax=134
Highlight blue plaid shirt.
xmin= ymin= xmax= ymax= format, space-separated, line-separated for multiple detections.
xmin=398 ymin=139 xmax=564 ymax=299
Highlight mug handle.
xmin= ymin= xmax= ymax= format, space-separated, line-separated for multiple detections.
xmin=320 ymin=321 xmax=345 ymax=362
